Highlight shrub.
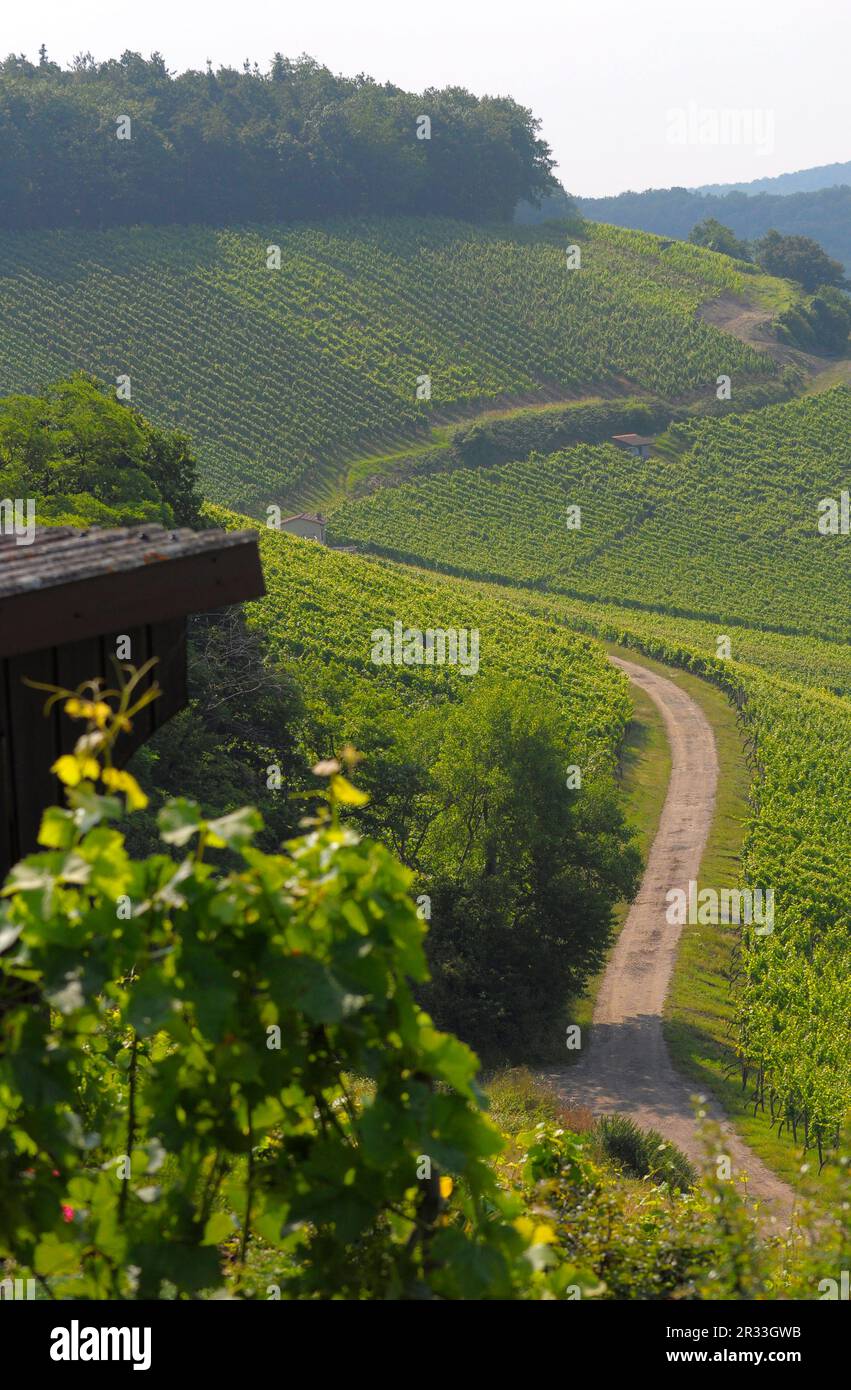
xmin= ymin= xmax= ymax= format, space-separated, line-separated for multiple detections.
xmin=0 ymin=675 xmax=567 ymax=1299
xmin=593 ymin=1113 xmax=697 ymax=1192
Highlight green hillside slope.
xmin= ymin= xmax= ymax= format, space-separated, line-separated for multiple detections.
xmin=328 ymin=377 xmax=851 ymax=1161
xmin=331 ymin=388 xmax=851 ymax=641
xmin=528 ymin=593 xmax=851 ymax=1162
xmin=579 ymin=184 xmax=851 ymax=274
xmin=0 ymin=219 xmax=777 ymax=514
xmin=207 ymin=504 xmax=632 ymax=759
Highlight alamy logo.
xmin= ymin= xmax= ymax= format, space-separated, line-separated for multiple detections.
xmin=371 ymin=621 xmax=479 ymax=676
xmin=0 ymin=497 xmax=35 ymax=546
xmin=50 ymin=1320 xmax=151 ymax=1371
xmin=665 ymin=880 xmax=774 ymax=934
xmin=818 ymin=491 xmax=850 ymax=535
xmin=665 ymin=103 xmax=774 ymax=156
xmin=0 ymin=1276 xmax=35 ymax=1299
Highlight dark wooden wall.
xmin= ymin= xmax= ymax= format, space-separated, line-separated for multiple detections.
xmin=0 ymin=619 xmax=187 ymax=878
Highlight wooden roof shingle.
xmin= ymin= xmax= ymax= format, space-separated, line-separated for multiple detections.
xmin=0 ymin=524 xmax=265 ymax=659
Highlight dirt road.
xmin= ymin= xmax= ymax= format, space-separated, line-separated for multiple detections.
xmin=540 ymin=655 xmax=797 ymax=1225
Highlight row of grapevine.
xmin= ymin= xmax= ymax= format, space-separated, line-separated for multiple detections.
xmin=206 ymin=505 xmax=634 ymax=780
xmin=0 ymin=218 xmax=774 ymax=513
xmin=332 ymin=388 xmax=851 ymax=643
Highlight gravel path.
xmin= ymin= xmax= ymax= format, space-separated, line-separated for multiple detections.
xmin=540 ymin=655 xmax=797 ymax=1226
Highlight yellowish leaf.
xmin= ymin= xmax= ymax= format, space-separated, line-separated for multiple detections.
xmin=329 ymin=775 xmax=369 ymax=807
xmin=101 ymin=767 xmax=149 ymax=810
xmin=52 ymin=754 xmax=99 ymax=786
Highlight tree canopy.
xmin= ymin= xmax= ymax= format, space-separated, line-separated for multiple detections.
xmin=0 ymin=50 xmax=555 ymax=228
xmin=688 ymin=217 xmax=751 ymax=262
xmin=0 ymin=374 xmax=200 ymax=527
xmin=753 ymin=229 xmax=848 ymax=292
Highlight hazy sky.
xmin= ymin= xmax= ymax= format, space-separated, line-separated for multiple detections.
xmin=7 ymin=0 xmax=850 ymax=196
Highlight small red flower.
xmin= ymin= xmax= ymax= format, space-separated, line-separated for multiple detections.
xmin=62 ymin=1205 xmax=74 ymax=1223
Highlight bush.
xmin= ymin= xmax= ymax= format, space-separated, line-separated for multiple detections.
xmin=0 ymin=677 xmax=566 ymax=1300
xmin=450 ymin=398 xmax=670 ymax=471
xmin=593 ymin=1113 xmax=697 ymax=1192
xmin=776 ymin=286 xmax=851 ymax=355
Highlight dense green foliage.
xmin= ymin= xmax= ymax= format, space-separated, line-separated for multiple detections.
xmin=0 ymin=220 xmax=775 ymax=511
xmin=753 ymin=230 xmax=848 ymax=293
xmin=184 ymin=511 xmax=639 ymax=1060
xmin=776 ymin=287 xmax=851 ymax=355
xmin=689 ymin=217 xmax=751 ymax=262
xmin=332 ymin=388 xmax=851 ymax=641
xmin=0 ymin=374 xmax=200 ymax=527
xmin=0 ymin=51 xmax=553 ymax=228
xmin=0 ymin=721 xmax=567 ymax=1298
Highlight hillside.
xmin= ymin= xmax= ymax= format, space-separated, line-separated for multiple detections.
xmin=696 ymin=159 xmax=851 ymax=196
xmin=208 ymin=503 xmax=633 ymax=754
xmin=328 ymin=385 xmax=851 ymax=1160
xmin=0 ymin=219 xmax=779 ymax=514
xmin=579 ymin=184 xmax=851 ymax=274
xmin=331 ymin=388 xmax=851 ymax=641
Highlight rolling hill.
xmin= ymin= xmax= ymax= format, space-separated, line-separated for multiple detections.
xmin=331 ymin=388 xmax=851 ymax=641
xmin=579 ymin=184 xmax=851 ymax=275
xmin=327 ymin=387 xmax=851 ymax=1157
xmin=0 ymin=218 xmax=780 ymax=514
xmin=695 ymin=159 xmax=851 ymax=196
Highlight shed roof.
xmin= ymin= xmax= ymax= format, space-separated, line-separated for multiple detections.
xmin=0 ymin=524 xmax=265 ymax=659
xmin=280 ymin=512 xmax=326 ymax=525
xmin=611 ymin=433 xmax=656 ymax=446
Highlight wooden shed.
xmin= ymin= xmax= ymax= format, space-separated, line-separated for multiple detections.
xmin=611 ymin=433 xmax=655 ymax=460
xmin=0 ymin=524 xmax=265 ymax=878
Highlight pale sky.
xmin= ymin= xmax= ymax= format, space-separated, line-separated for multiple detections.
xmin=6 ymin=0 xmax=850 ymax=196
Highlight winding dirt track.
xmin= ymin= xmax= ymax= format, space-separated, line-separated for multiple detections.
xmin=540 ymin=655 xmax=796 ymax=1225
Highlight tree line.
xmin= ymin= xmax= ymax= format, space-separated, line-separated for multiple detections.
xmin=0 ymin=49 xmax=555 ymax=228
xmin=688 ymin=219 xmax=851 ymax=353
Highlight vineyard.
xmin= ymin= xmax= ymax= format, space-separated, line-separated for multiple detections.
xmin=206 ymin=503 xmax=633 ymax=768
xmin=441 ymin=575 xmax=851 ymax=696
xmin=199 ymin=511 xmax=850 ymax=1160
xmin=329 ymin=375 xmax=851 ymax=1162
xmin=0 ymin=218 xmax=776 ymax=513
xmin=435 ymin=576 xmax=851 ymax=1163
xmin=331 ymin=388 xmax=851 ymax=642
xmin=3 ymin=27 xmax=851 ymax=1317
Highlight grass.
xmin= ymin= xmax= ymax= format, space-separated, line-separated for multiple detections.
xmin=742 ymin=270 xmax=797 ymax=319
xmin=804 ymin=357 xmax=851 ymax=394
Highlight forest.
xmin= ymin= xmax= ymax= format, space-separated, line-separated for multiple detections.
xmin=0 ymin=51 xmax=554 ymax=227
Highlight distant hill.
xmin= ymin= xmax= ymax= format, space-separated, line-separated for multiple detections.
xmin=696 ymin=159 xmax=851 ymax=196
xmin=579 ymin=184 xmax=851 ymax=273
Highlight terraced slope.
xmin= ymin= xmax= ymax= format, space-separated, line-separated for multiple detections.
xmin=0 ymin=219 xmax=776 ymax=514
xmin=331 ymin=388 xmax=851 ymax=641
